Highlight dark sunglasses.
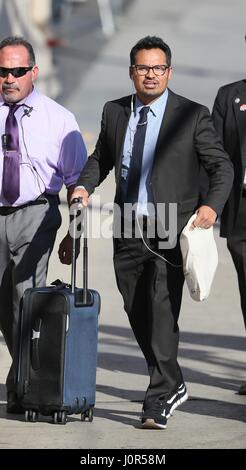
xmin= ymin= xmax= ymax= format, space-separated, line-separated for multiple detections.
xmin=0 ymin=66 xmax=33 ymax=78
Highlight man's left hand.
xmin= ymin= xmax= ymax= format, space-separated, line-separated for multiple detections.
xmin=58 ymin=233 xmax=80 ymax=265
xmin=191 ymin=205 xmax=217 ymax=229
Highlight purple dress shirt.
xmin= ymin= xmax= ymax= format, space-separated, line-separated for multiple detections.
xmin=0 ymin=88 xmax=87 ymax=206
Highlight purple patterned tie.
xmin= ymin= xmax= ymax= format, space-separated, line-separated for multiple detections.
xmin=2 ymin=103 xmax=22 ymax=204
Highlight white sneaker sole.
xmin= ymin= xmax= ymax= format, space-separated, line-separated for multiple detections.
xmin=142 ymin=418 xmax=167 ymax=430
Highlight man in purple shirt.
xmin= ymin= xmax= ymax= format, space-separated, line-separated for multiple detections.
xmin=0 ymin=36 xmax=87 ymax=413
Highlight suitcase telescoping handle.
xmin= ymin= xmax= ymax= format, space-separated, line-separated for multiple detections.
xmin=70 ymin=198 xmax=91 ymax=305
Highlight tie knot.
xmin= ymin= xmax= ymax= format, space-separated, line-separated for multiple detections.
xmin=138 ymin=106 xmax=150 ymax=125
xmin=4 ymin=103 xmax=23 ymax=115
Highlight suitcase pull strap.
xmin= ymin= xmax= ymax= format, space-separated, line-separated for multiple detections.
xmin=31 ymin=318 xmax=42 ymax=370
xmin=70 ymin=199 xmax=93 ymax=306
xmin=51 ymin=279 xmax=69 ymax=289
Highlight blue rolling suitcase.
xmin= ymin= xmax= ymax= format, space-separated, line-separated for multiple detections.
xmin=17 ymin=204 xmax=100 ymax=424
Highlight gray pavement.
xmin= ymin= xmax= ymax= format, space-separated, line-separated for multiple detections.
xmin=0 ymin=0 xmax=246 ymax=451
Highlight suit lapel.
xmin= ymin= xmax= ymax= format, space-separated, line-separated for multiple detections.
xmin=115 ymin=101 xmax=131 ymax=183
xmin=233 ymin=81 xmax=246 ymax=161
xmin=154 ymin=90 xmax=181 ymax=163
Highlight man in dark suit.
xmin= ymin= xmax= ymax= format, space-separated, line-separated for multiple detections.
xmin=212 ymin=66 xmax=246 ymax=396
xmin=68 ymin=36 xmax=233 ymax=428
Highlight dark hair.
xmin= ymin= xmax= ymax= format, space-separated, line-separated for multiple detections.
xmin=0 ymin=36 xmax=36 ymax=66
xmin=130 ymin=36 xmax=172 ymax=67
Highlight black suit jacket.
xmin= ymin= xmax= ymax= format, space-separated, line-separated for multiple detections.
xmin=212 ymin=80 xmax=246 ymax=237
xmin=78 ymin=89 xmax=233 ymax=233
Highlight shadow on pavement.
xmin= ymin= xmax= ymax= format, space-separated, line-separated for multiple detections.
xmin=98 ymin=324 xmax=245 ymax=393
xmin=99 ymin=324 xmax=245 ymax=352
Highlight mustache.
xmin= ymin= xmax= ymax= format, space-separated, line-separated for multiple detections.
xmin=2 ymin=84 xmax=19 ymax=91
xmin=143 ymin=78 xmax=159 ymax=84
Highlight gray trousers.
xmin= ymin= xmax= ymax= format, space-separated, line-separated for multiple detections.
xmin=0 ymin=198 xmax=61 ymax=392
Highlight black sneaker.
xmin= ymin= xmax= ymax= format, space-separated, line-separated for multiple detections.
xmin=141 ymin=400 xmax=167 ymax=429
xmin=165 ymin=383 xmax=188 ymax=419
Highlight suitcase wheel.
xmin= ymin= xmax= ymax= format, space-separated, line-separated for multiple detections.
xmin=81 ymin=406 xmax=93 ymax=422
xmin=25 ymin=409 xmax=38 ymax=423
xmin=53 ymin=411 xmax=67 ymax=425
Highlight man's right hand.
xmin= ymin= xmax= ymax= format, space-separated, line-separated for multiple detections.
xmin=70 ymin=187 xmax=89 ymax=207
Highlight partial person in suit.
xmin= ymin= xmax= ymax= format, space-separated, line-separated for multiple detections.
xmin=66 ymin=36 xmax=234 ymax=428
xmin=212 ymin=41 xmax=246 ymax=396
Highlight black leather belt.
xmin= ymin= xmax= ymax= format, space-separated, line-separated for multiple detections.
xmin=0 ymin=193 xmax=59 ymax=215
xmin=121 ymin=216 xmax=156 ymax=231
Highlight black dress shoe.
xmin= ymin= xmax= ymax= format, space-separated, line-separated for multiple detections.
xmin=7 ymin=392 xmax=24 ymax=414
xmin=238 ymin=383 xmax=246 ymax=395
